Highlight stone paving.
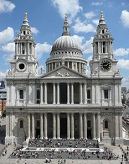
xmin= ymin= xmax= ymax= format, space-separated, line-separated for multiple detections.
xmin=0 ymin=117 xmax=129 ymax=164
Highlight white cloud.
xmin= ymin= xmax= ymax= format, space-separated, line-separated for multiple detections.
xmin=114 ymin=48 xmax=129 ymax=56
xmin=0 ymin=0 xmax=15 ymax=13
xmin=2 ymin=42 xmax=15 ymax=53
xmin=92 ymin=19 xmax=99 ymax=25
xmin=84 ymin=12 xmax=95 ymax=19
xmin=73 ymin=18 xmax=96 ymax=33
xmin=1 ymin=42 xmax=15 ymax=65
xmin=51 ymin=0 xmax=82 ymax=22
xmin=0 ymin=27 xmax=14 ymax=44
xmin=0 ymin=71 xmax=6 ymax=80
xmin=72 ymin=35 xmax=85 ymax=47
xmin=120 ymin=10 xmax=129 ymax=28
xmin=73 ymin=35 xmax=93 ymax=54
xmin=31 ymin=27 xmax=39 ymax=35
xmin=118 ymin=59 xmax=129 ymax=70
xmin=122 ymin=76 xmax=129 ymax=89
xmin=86 ymin=67 xmax=90 ymax=76
xmin=82 ymin=37 xmax=93 ymax=54
xmin=91 ymin=2 xmax=103 ymax=6
xmin=35 ymin=42 xmax=52 ymax=60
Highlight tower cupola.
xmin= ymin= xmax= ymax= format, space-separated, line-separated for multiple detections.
xmin=93 ymin=11 xmax=114 ymax=57
xmin=14 ymin=12 xmax=36 ymax=60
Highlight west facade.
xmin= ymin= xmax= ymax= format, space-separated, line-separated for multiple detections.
xmin=5 ymin=12 xmax=123 ymax=145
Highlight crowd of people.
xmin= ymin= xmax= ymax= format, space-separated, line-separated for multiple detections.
xmin=9 ymin=138 xmax=117 ymax=161
xmin=28 ymin=138 xmax=99 ymax=149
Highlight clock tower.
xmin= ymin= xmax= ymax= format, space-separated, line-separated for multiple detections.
xmin=8 ymin=13 xmax=38 ymax=78
xmin=90 ymin=11 xmax=120 ymax=78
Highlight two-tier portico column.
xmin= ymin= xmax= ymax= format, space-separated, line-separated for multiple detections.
xmin=97 ymin=113 xmax=100 ymax=141
xmin=53 ymin=83 xmax=56 ymax=104
xmin=40 ymin=114 xmax=43 ymax=139
xmin=79 ymin=63 xmax=81 ymax=73
xmin=79 ymin=113 xmax=83 ymax=138
xmin=44 ymin=83 xmax=47 ymax=104
xmin=115 ymin=85 xmax=118 ymax=105
xmin=57 ymin=83 xmax=60 ymax=104
xmin=33 ymin=84 xmax=36 ymax=104
xmin=67 ymin=113 xmax=70 ymax=139
xmin=57 ymin=113 xmax=60 ymax=139
xmin=92 ymin=113 xmax=96 ymax=139
xmin=53 ymin=113 xmax=56 ymax=139
xmin=44 ymin=113 xmax=48 ymax=139
xmin=67 ymin=83 xmax=70 ymax=104
xmin=67 ymin=62 xmax=69 ymax=68
xmin=71 ymin=83 xmax=74 ymax=104
xmin=32 ymin=113 xmax=35 ymax=139
xmin=96 ymin=84 xmax=100 ymax=104
xmin=28 ymin=113 xmax=30 ymax=138
xmin=84 ymin=83 xmax=87 ymax=104
xmin=40 ymin=83 xmax=43 ymax=104
xmin=83 ymin=113 xmax=87 ymax=139
xmin=71 ymin=113 xmax=74 ymax=139
xmin=80 ymin=83 xmax=83 ymax=104
xmin=92 ymin=85 xmax=95 ymax=104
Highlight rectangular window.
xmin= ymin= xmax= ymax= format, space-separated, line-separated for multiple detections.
xmin=87 ymin=89 xmax=91 ymax=103
xmin=104 ymin=90 xmax=108 ymax=99
xmin=19 ymin=90 xmax=23 ymax=99
xmin=36 ymin=90 xmax=40 ymax=104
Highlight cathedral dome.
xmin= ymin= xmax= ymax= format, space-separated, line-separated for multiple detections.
xmin=52 ymin=35 xmax=81 ymax=51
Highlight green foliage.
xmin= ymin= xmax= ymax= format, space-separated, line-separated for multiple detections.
xmin=2 ymin=110 xmax=6 ymax=117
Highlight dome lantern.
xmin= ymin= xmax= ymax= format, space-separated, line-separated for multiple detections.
xmin=62 ymin=14 xmax=70 ymax=36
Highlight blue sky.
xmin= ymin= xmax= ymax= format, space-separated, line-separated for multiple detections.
xmin=0 ymin=0 xmax=129 ymax=88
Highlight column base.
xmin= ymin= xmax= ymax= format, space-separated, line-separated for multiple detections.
xmin=53 ymin=137 xmax=56 ymax=140
xmin=97 ymin=138 xmax=100 ymax=142
xmin=5 ymin=136 xmax=17 ymax=145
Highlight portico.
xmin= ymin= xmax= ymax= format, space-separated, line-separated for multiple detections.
xmin=27 ymin=112 xmax=101 ymax=140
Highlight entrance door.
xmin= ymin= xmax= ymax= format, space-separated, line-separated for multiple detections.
xmin=60 ymin=118 xmax=67 ymax=138
xmin=36 ymin=129 xmax=40 ymax=139
xmin=87 ymin=129 xmax=92 ymax=139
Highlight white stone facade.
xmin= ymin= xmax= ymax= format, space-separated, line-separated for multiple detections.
xmin=5 ymin=12 xmax=123 ymax=145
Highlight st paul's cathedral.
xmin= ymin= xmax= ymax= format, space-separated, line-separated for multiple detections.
xmin=5 ymin=12 xmax=123 ymax=145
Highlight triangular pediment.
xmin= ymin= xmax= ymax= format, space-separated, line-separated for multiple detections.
xmin=39 ymin=66 xmax=86 ymax=79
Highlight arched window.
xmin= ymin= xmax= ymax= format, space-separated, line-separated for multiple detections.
xmin=104 ymin=120 xmax=108 ymax=129
xmin=20 ymin=120 xmax=23 ymax=128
